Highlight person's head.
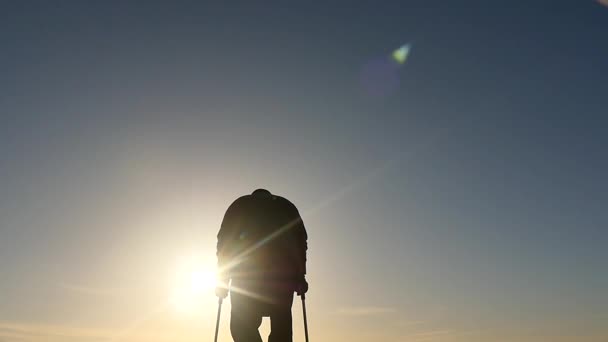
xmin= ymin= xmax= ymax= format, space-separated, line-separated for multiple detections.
xmin=251 ymin=188 xmax=273 ymax=199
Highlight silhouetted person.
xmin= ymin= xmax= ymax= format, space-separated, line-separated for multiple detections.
xmin=216 ymin=189 xmax=308 ymax=342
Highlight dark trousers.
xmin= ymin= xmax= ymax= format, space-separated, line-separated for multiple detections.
xmin=230 ymin=290 xmax=294 ymax=342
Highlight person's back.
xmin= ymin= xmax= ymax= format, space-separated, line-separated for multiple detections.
xmin=216 ymin=189 xmax=308 ymax=342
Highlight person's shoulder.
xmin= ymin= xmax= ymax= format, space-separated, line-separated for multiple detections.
xmin=273 ymin=195 xmax=300 ymax=212
xmin=226 ymin=195 xmax=252 ymax=211
xmin=232 ymin=194 xmax=252 ymax=203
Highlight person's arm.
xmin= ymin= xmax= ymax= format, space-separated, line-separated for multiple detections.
xmin=295 ymin=212 xmax=308 ymax=295
xmin=216 ymin=198 xmax=243 ymax=296
xmin=285 ymin=201 xmax=308 ymax=294
xmin=294 ymin=210 xmax=308 ymax=276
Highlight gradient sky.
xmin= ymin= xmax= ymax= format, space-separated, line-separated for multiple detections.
xmin=1 ymin=1 xmax=607 ymax=341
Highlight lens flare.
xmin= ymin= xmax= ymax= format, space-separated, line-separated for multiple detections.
xmin=392 ymin=44 xmax=411 ymax=65
xmin=360 ymin=43 xmax=413 ymax=98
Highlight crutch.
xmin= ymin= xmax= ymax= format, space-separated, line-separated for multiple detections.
xmin=214 ymin=297 xmax=223 ymax=342
xmin=301 ymin=294 xmax=310 ymax=342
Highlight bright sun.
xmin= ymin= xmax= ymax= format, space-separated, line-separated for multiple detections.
xmin=169 ymin=255 xmax=217 ymax=313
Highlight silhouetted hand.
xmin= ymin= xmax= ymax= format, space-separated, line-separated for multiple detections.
xmin=215 ymin=278 xmax=229 ymax=299
xmin=295 ymin=277 xmax=308 ymax=296
xmin=215 ymin=286 xmax=228 ymax=299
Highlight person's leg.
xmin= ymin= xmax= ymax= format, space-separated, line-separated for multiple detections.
xmin=268 ymin=295 xmax=294 ymax=342
xmin=230 ymin=294 xmax=263 ymax=342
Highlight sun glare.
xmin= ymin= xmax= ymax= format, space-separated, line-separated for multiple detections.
xmin=169 ymin=255 xmax=217 ymax=314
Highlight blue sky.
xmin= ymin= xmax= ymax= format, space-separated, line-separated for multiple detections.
xmin=1 ymin=1 xmax=607 ymax=341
